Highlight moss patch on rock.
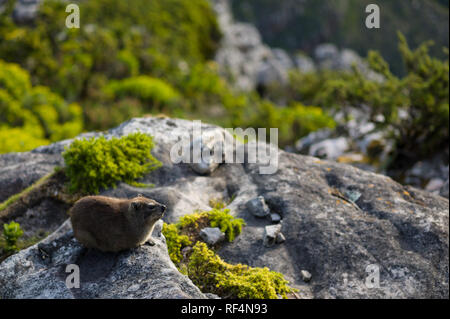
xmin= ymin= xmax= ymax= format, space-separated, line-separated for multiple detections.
xmin=162 ymin=207 xmax=297 ymax=299
xmin=63 ymin=132 xmax=161 ymax=194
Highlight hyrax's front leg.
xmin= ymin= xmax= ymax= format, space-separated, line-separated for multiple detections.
xmin=143 ymin=225 xmax=157 ymax=246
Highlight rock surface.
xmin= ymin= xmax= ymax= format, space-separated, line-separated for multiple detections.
xmin=0 ymin=152 xmax=63 ymax=202
xmin=0 ymin=219 xmax=206 ymax=299
xmin=0 ymin=117 xmax=448 ymax=299
xmin=200 ymin=227 xmax=226 ymax=245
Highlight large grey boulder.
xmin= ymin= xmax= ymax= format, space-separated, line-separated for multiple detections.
xmin=0 ymin=117 xmax=448 ymax=299
xmin=0 ymin=219 xmax=207 ymax=299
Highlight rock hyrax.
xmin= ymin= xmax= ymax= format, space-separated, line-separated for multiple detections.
xmin=70 ymin=195 xmax=166 ymax=252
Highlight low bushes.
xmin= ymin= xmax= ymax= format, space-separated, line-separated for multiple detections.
xmin=288 ymin=34 xmax=449 ymax=168
xmin=0 ymin=60 xmax=83 ymax=153
xmin=62 ymin=133 xmax=161 ymax=194
xmin=1 ymin=221 xmax=23 ymax=255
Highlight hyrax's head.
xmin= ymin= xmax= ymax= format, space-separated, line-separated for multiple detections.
xmin=129 ymin=195 xmax=166 ymax=223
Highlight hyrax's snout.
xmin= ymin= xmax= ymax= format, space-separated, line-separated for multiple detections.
xmin=149 ymin=202 xmax=166 ymax=218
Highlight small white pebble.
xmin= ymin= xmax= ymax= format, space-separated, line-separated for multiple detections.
xmin=127 ymin=284 xmax=140 ymax=292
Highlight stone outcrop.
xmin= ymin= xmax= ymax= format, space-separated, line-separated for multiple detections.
xmin=0 ymin=117 xmax=448 ymax=299
xmin=0 ymin=219 xmax=207 ymax=298
xmin=211 ymin=0 xmax=292 ymax=92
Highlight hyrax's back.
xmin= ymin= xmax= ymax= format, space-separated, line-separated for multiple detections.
xmin=70 ymin=196 xmax=131 ymax=251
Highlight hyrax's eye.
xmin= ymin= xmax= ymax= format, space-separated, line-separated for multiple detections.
xmin=147 ymin=203 xmax=156 ymax=210
xmin=132 ymin=201 xmax=142 ymax=210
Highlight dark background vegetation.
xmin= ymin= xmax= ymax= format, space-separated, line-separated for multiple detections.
xmin=231 ymin=0 xmax=449 ymax=75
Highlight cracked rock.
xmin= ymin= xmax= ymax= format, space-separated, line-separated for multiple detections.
xmin=263 ymin=224 xmax=282 ymax=247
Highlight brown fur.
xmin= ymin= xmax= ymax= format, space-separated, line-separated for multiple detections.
xmin=69 ymin=195 xmax=166 ymax=252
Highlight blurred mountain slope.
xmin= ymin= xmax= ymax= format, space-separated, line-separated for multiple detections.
xmin=231 ymin=0 xmax=449 ymax=75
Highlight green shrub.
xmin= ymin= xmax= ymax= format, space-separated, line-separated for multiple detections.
xmin=187 ymin=242 xmax=297 ymax=299
xmin=0 ymin=60 xmax=83 ymax=153
xmin=0 ymin=0 xmax=221 ymax=101
xmin=116 ymin=50 xmax=140 ymax=78
xmin=248 ymin=100 xmax=336 ymax=146
xmin=178 ymin=208 xmax=245 ymax=242
xmin=162 ymin=223 xmax=192 ymax=264
xmin=289 ymin=33 xmax=449 ymax=167
xmin=62 ymin=133 xmax=161 ymax=194
xmin=0 ymin=127 xmax=49 ymax=154
xmin=105 ymin=76 xmax=180 ymax=111
xmin=208 ymin=209 xmax=245 ymax=242
xmin=2 ymin=221 xmax=24 ymax=254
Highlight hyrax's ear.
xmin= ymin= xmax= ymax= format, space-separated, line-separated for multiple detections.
xmin=137 ymin=194 xmax=144 ymax=197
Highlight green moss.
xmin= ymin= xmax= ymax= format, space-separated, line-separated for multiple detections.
xmin=0 ymin=172 xmax=54 ymax=212
xmin=1 ymin=221 xmax=23 ymax=255
xmin=0 ymin=223 xmax=49 ymax=261
xmin=62 ymin=133 xmax=161 ymax=194
xmin=188 ymin=242 xmax=297 ymax=299
xmin=162 ymin=209 xmax=295 ymax=299
xmin=162 ymin=207 xmax=244 ymax=267
xmin=178 ymin=208 xmax=245 ymax=242
xmin=209 ymin=198 xmax=227 ymax=210
xmin=162 ymin=223 xmax=192 ymax=264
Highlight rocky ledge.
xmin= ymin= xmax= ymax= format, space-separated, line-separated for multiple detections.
xmin=0 ymin=219 xmax=206 ymax=298
xmin=0 ymin=117 xmax=448 ymax=299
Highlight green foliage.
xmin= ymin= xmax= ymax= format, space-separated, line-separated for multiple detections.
xmin=248 ymin=101 xmax=336 ymax=146
xmin=162 ymin=223 xmax=192 ymax=264
xmin=187 ymin=242 xmax=297 ymax=299
xmin=0 ymin=127 xmax=49 ymax=153
xmin=2 ymin=221 xmax=23 ymax=254
xmin=178 ymin=208 xmax=245 ymax=243
xmin=208 ymin=209 xmax=245 ymax=242
xmin=0 ymin=0 xmax=221 ymax=101
xmin=162 ymin=207 xmax=244 ymax=269
xmin=289 ymin=34 xmax=449 ymax=166
xmin=162 ymin=209 xmax=295 ymax=299
xmin=105 ymin=76 xmax=181 ymax=111
xmin=62 ymin=133 xmax=161 ymax=194
xmin=0 ymin=0 xmax=334 ymax=150
xmin=0 ymin=60 xmax=83 ymax=153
